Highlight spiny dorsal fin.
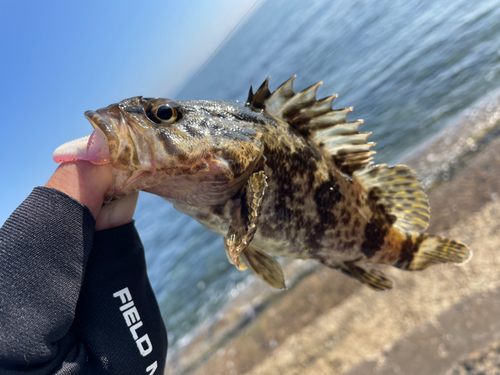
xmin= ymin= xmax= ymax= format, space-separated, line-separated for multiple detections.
xmin=246 ymin=76 xmax=375 ymax=175
xmin=353 ymin=164 xmax=430 ymax=232
xmin=247 ymin=77 xmax=271 ymax=109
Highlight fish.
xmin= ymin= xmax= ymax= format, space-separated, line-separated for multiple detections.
xmin=56 ymin=76 xmax=472 ymax=291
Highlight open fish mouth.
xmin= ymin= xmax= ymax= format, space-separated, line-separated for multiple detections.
xmin=84 ymin=109 xmax=120 ymax=145
xmin=83 ymin=107 xmax=144 ymax=172
xmin=84 ymin=110 xmax=108 ymax=132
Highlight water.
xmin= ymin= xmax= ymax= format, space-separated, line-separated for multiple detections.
xmin=134 ymin=0 xmax=500 ymax=351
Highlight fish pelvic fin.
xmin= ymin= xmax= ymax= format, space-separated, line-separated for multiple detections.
xmin=242 ymin=245 xmax=286 ymax=289
xmin=354 ymin=164 xmax=430 ymax=233
xmin=395 ymin=233 xmax=472 ymax=271
xmin=246 ymin=76 xmax=374 ymax=175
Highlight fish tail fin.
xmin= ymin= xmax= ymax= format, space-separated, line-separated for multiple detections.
xmin=396 ymin=233 xmax=472 ymax=271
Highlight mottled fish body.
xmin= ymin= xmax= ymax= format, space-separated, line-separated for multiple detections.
xmin=68 ymin=77 xmax=471 ymax=290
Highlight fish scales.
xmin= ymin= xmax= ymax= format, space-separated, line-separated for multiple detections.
xmin=80 ymin=76 xmax=472 ymax=291
xmin=253 ymin=118 xmax=365 ymax=260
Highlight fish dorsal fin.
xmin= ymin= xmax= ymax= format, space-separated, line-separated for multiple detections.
xmin=247 ymin=76 xmax=375 ymax=175
xmin=353 ymin=164 xmax=430 ymax=232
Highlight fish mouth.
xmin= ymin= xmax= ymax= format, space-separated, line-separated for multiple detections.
xmin=84 ymin=106 xmax=140 ymax=171
xmin=85 ymin=109 xmax=123 ymax=162
xmin=84 ymin=104 xmax=151 ymax=200
xmin=84 ymin=109 xmax=116 ymax=139
xmin=84 ymin=109 xmax=122 ymax=158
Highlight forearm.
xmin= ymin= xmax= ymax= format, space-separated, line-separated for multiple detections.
xmin=72 ymin=223 xmax=168 ymax=374
xmin=0 ymin=187 xmax=95 ymax=368
xmin=0 ymin=162 xmax=165 ymax=374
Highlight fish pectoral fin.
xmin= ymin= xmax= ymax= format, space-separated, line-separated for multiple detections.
xmin=243 ymin=170 xmax=267 ymax=245
xmin=242 ymin=245 xmax=286 ymax=289
xmin=226 ymin=170 xmax=268 ymax=267
xmin=224 ymin=238 xmax=247 ymax=270
xmin=353 ymin=164 xmax=430 ymax=233
xmin=337 ymin=263 xmax=393 ymax=291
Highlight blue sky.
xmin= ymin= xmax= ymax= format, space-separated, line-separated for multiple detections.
xmin=0 ymin=0 xmax=262 ymax=223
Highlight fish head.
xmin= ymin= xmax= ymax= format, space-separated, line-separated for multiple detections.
xmin=85 ymin=97 xmax=264 ymax=205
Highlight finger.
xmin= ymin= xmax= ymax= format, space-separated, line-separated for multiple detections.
xmin=45 ymin=162 xmax=113 ymax=219
xmin=95 ymin=192 xmax=139 ymax=231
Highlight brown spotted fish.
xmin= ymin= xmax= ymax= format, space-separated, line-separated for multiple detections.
xmin=73 ymin=77 xmax=472 ymax=290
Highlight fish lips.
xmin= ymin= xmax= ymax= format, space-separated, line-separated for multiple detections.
xmin=85 ymin=104 xmax=148 ymax=171
xmin=84 ymin=107 xmax=141 ymax=170
xmin=84 ymin=108 xmax=119 ymax=145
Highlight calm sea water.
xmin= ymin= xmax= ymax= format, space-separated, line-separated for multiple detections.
xmin=134 ymin=0 xmax=500 ymax=350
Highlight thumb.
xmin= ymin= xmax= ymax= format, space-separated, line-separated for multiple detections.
xmin=95 ymin=192 xmax=139 ymax=231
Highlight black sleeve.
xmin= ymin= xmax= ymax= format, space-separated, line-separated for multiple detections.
xmin=0 ymin=187 xmax=167 ymax=375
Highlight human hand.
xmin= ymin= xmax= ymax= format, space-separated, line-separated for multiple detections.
xmin=45 ymin=161 xmax=138 ymax=230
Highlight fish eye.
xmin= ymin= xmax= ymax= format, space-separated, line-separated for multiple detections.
xmin=157 ymin=105 xmax=174 ymax=121
xmin=146 ymin=100 xmax=183 ymax=125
